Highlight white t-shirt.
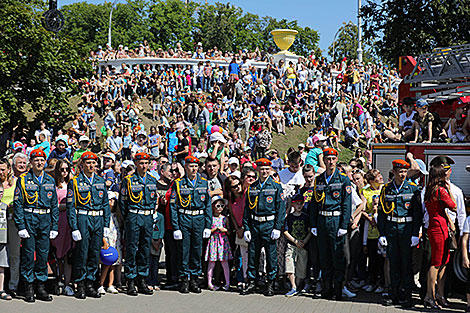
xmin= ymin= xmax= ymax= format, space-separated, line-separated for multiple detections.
xmin=399 ymin=111 xmax=416 ymax=131
xmin=298 ymin=69 xmax=308 ymax=82
xmin=279 ymin=168 xmax=305 ymax=198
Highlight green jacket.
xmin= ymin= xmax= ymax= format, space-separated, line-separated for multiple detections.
xmin=120 ymin=172 xmax=158 ymax=216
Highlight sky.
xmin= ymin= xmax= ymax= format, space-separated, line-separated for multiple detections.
xmin=59 ymin=0 xmax=360 ymax=53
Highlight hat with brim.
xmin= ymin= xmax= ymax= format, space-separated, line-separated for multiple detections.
xmin=211 ymin=195 xmax=228 ymax=206
xmin=430 ymin=155 xmax=455 ymax=169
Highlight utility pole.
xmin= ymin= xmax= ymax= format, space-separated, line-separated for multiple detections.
xmin=108 ymin=0 xmax=119 ymax=48
xmin=357 ymin=0 xmax=363 ymax=62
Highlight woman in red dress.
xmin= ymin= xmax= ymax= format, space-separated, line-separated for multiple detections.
xmin=423 ymin=166 xmax=457 ymax=309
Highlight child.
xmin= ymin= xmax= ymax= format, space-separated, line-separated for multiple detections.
xmin=0 ymin=186 xmax=11 ymax=300
xmin=205 ymin=196 xmax=233 ymax=291
xmin=283 ymin=193 xmax=312 ymax=297
xmin=98 ymin=191 xmax=122 ymax=295
xmin=88 ymin=114 xmax=97 ymax=140
xmin=147 ymin=208 xmax=164 ymax=290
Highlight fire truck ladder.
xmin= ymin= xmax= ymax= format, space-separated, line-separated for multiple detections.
xmin=403 ymin=44 xmax=470 ymax=102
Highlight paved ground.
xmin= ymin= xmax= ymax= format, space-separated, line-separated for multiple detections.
xmin=2 ymin=288 xmax=467 ymax=313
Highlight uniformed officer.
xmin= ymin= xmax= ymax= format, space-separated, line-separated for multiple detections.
xmin=378 ymin=159 xmax=422 ymax=308
xmin=169 ymin=156 xmax=212 ymax=293
xmin=310 ymin=148 xmax=351 ymax=300
xmin=120 ymin=152 xmax=157 ymax=296
xmin=242 ymin=158 xmax=286 ymax=296
xmin=67 ymin=151 xmax=110 ymax=299
xmin=13 ymin=149 xmax=59 ymax=302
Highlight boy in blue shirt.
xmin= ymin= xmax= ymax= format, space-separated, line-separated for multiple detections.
xmin=147 ymin=211 xmax=164 ymax=290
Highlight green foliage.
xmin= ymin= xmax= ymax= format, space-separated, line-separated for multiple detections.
xmin=59 ymin=0 xmax=320 ymax=57
xmin=360 ymin=0 xmax=470 ymax=65
xmin=328 ymin=22 xmax=373 ymax=63
xmin=0 ymin=0 xmax=91 ymax=129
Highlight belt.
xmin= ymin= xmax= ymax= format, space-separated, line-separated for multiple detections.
xmin=251 ymin=215 xmax=275 ymax=222
xmin=24 ymin=208 xmax=50 ymax=215
xmin=178 ymin=209 xmax=204 ymax=216
xmin=129 ymin=209 xmax=152 ymax=216
xmin=78 ymin=209 xmax=103 ymax=216
xmin=319 ymin=211 xmax=341 ymax=217
xmin=387 ymin=216 xmax=412 ymax=223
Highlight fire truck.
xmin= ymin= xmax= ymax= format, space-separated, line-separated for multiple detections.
xmin=372 ymin=44 xmax=470 ymax=282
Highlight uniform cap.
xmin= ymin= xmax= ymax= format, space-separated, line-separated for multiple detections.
xmin=255 ymin=158 xmax=272 ymax=167
xmin=430 ymin=155 xmax=455 ymax=169
xmin=81 ymin=151 xmax=98 ymax=161
xmin=185 ymin=156 xmax=200 ymax=164
xmin=134 ymin=152 xmax=150 ymax=160
xmin=392 ymin=159 xmax=410 ymax=169
xmin=30 ymin=149 xmax=46 ymax=159
xmin=323 ymin=148 xmax=338 ymax=156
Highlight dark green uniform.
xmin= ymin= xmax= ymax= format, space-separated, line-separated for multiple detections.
xmin=13 ymin=171 xmax=59 ymax=283
xmin=169 ymin=174 xmax=211 ymax=277
xmin=67 ymin=172 xmax=110 ymax=282
xmin=243 ymin=176 xmax=285 ymax=281
xmin=310 ymin=169 xmax=352 ymax=295
xmin=120 ymin=173 xmax=158 ymax=279
xmin=378 ymin=180 xmax=421 ymax=303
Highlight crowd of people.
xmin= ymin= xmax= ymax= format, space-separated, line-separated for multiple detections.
xmin=0 ymin=41 xmax=470 ymax=312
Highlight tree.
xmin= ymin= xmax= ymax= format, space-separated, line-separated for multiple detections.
xmin=148 ymin=0 xmax=197 ymax=51
xmin=360 ymin=0 xmax=470 ymax=65
xmin=0 ymin=0 xmax=91 ymax=129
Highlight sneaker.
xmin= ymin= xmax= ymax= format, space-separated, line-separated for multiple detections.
xmin=97 ymin=286 xmax=106 ymax=295
xmin=374 ymin=286 xmax=385 ymax=294
xmin=107 ymin=285 xmax=119 ymax=294
xmin=285 ymin=288 xmax=298 ymax=297
xmin=301 ymin=283 xmax=311 ymax=293
xmin=342 ymin=286 xmax=357 ymax=298
xmin=363 ymin=284 xmax=375 ymax=292
xmin=64 ymin=285 xmax=75 ymax=296
xmin=351 ymin=280 xmax=365 ymax=289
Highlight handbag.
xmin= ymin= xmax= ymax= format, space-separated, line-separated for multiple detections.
xmin=439 ymin=188 xmax=458 ymax=251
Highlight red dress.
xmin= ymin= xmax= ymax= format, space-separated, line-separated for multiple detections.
xmin=425 ymin=187 xmax=456 ymax=267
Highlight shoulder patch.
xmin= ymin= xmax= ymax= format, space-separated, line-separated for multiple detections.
xmin=346 ymin=186 xmax=352 ymax=194
xmin=15 ymin=187 xmax=20 ymax=195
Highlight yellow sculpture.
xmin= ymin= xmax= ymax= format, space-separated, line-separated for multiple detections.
xmin=271 ymin=29 xmax=298 ymax=55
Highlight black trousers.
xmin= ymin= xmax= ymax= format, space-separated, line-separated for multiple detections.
xmin=163 ymin=230 xmax=179 ymax=284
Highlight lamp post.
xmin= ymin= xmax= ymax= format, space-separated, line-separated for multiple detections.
xmin=332 ymin=21 xmax=354 ymax=63
xmin=357 ymin=0 xmax=363 ymax=62
xmin=108 ymin=0 xmax=119 ymax=48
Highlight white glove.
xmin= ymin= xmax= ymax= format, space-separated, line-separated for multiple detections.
xmin=270 ymin=229 xmax=281 ymax=240
xmin=49 ymin=230 xmax=59 ymax=240
xmin=244 ymin=231 xmax=251 ymax=243
xmin=173 ymin=230 xmax=183 ymax=240
xmin=411 ymin=236 xmax=419 ymax=247
xmin=103 ymin=227 xmax=110 ymax=238
xmin=378 ymin=236 xmax=388 ymax=247
xmin=18 ymin=229 xmax=30 ymax=239
xmin=337 ymin=228 xmax=348 ymax=237
xmin=311 ymin=228 xmax=317 ymax=236
xmin=203 ymin=228 xmax=211 ymax=239
xmin=72 ymin=230 xmax=82 ymax=241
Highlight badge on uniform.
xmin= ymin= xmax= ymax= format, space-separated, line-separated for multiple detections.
xmin=150 ymin=191 xmax=155 ymax=198
xmin=121 ymin=187 xmax=127 ymax=196
xmin=280 ymin=192 xmax=285 ymax=201
xmin=14 ymin=187 xmax=20 ymax=200
xmin=67 ymin=189 xmax=73 ymax=203
xmin=333 ymin=191 xmax=340 ymax=199
xmin=346 ymin=186 xmax=352 ymax=194
xmin=47 ymin=191 xmax=53 ymax=199
xmin=99 ymin=191 xmax=104 ymax=198
xmin=405 ymin=202 xmax=411 ymax=209
xmin=266 ymin=196 xmax=273 ymax=203
xmin=201 ymin=194 xmax=205 ymax=201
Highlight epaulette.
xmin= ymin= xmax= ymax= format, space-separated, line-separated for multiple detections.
xmin=340 ymin=172 xmax=347 ymax=177
xmin=199 ymin=176 xmax=207 ymax=181
xmin=409 ymin=181 xmax=417 ymax=186
xmin=175 ymin=177 xmax=181 ymax=182
xmin=46 ymin=173 xmax=54 ymax=180
xmin=20 ymin=172 xmax=28 ymax=178
xmin=273 ymin=180 xmax=281 ymax=184
xmin=148 ymin=173 xmax=156 ymax=180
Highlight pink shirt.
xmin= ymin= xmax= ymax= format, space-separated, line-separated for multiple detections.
xmin=230 ymin=194 xmax=246 ymax=228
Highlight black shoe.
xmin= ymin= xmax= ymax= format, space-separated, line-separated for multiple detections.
xmin=400 ymin=299 xmax=414 ymax=309
xmin=264 ymin=281 xmax=274 ymax=297
xmin=189 ymin=277 xmax=201 ymax=294
xmin=9 ymin=289 xmax=17 ymax=298
xmin=75 ymin=281 xmax=86 ymax=299
xmin=127 ymin=279 xmax=138 ymax=296
xmin=136 ymin=277 xmax=153 ymax=295
xmin=334 ymin=287 xmax=342 ymax=301
xmin=179 ymin=277 xmax=189 ymax=294
xmin=36 ymin=282 xmax=52 ymax=301
xmin=24 ymin=283 xmax=35 ymax=303
xmin=85 ymin=280 xmax=101 ymax=298
xmin=241 ymin=281 xmax=256 ymax=295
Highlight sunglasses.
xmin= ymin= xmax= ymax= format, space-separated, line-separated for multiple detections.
xmin=246 ymin=174 xmax=256 ymax=179
xmin=231 ymin=183 xmax=241 ymax=189
xmin=215 ymin=204 xmax=225 ymax=209
xmin=60 ymin=167 xmax=70 ymax=172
